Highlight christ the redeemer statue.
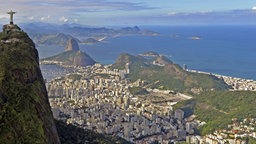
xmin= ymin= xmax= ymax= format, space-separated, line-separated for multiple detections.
xmin=7 ymin=10 xmax=16 ymax=24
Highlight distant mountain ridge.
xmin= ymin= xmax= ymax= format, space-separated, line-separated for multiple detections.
xmin=20 ymin=22 xmax=156 ymax=35
xmin=29 ymin=32 xmax=80 ymax=46
xmin=20 ymin=22 xmax=159 ymax=46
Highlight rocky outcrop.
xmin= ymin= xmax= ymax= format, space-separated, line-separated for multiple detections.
xmin=0 ymin=24 xmax=60 ymax=143
xmin=65 ymin=38 xmax=79 ymax=51
xmin=42 ymin=38 xmax=96 ymax=67
xmin=73 ymin=51 xmax=96 ymax=66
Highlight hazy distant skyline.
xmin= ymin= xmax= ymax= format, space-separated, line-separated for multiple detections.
xmin=1 ymin=0 xmax=256 ymax=26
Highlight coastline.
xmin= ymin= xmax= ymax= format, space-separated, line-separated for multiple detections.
xmin=41 ymin=60 xmax=256 ymax=92
xmin=187 ymin=69 xmax=256 ymax=91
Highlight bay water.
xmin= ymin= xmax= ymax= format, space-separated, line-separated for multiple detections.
xmin=38 ymin=25 xmax=256 ymax=80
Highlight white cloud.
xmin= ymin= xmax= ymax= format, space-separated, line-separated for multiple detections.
xmin=40 ymin=17 xmax=45 ymax=21
xmin=0 ymin=15 xmax=8 ymax=19
xmin=167 ymin=12 xmax=177 ymax=16
xmin=166 ymin=10 xmax=213 ymax=17
xmin=199 ymin=11 xmax=212 ymax=14
xmin=40 ymin=15 xmax=51 ymax=21
xmin=252 ymin=6 xmax=256 ymax=10
xmin=28 ymin=16 xmax=34 ymax=20
xmin=59 ymin=16 xmax=68 ymax=22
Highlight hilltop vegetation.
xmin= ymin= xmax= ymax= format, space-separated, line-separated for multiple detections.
xmin=0 ymin=25 xmax=60 ymax=143
xmin=56 ymin=120 xmax=129 ymax=144
xmin=112 ymin=53 xmax=229 ymax=92
xmin=42 ymin=49 xmax=96 ymax=67
xmin=41 ymin=38 xmax=96 ymax=67
xmin=174 ymin=91 xmax=256 ymax=135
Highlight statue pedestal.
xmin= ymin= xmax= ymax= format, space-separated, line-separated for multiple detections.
xmin=2 ymin=24 xmax=21 ymax=35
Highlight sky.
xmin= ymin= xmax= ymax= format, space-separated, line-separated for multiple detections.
xmin=1 ymin=0 xmax=256 ymax=26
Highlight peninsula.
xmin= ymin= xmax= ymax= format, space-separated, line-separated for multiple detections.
xmin=41 ymin=38 xmax=96 ymax=67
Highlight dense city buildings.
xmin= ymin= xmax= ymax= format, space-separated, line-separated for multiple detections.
xmin=44 ymin=64 xmax=256 ymax=143
xmin=45 ymin=64 xmax=199 ymax=143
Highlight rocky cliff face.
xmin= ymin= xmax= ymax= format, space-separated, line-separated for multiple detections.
xmin=73 ymin=51 xmax=96 ymax=66
xmin=42 ymin=38 xmax=96 ymax=67
xmin=0 ymin=24 xmax=60 ymax=143
xmin=65 ymin=38 xmax=79 ymax=51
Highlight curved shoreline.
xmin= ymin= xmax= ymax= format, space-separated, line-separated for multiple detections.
xmin=187 ymin=69 xmax=256 ymax=91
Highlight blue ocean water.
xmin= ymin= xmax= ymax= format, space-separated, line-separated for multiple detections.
xmin=38 ymin=25 xmax=256 ymax=80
